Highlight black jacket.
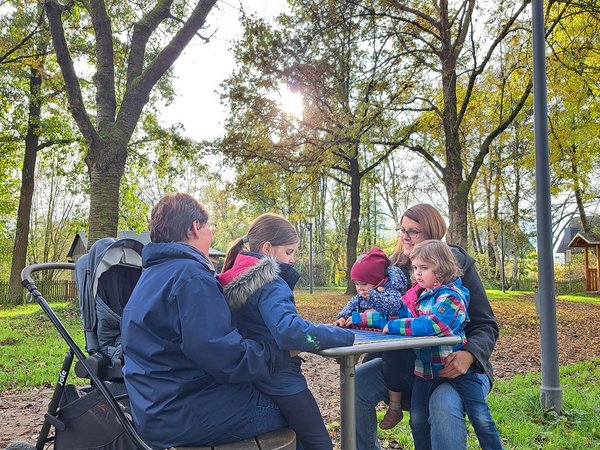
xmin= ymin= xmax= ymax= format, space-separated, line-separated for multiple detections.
xmin=395 ymin=245 xmax=499 ymax=383
xmin=448 ymin=245 xmax=499 ymax=382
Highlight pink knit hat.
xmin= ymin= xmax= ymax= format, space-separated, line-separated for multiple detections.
xmin=350 ymin=247 xmax=390 ymax=288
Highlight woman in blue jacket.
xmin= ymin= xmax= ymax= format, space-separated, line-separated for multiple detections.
xmin=121 ymin=193 xmax=291 ymax=449
xmin=218 ymin=213 xmax=355 ymax=450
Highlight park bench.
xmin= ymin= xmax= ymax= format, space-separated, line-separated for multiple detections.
xmin=174 ymin=428 xmax=296 ymax=449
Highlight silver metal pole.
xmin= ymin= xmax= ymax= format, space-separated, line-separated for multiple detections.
xmin=532 ymin=0 xmax=562 ymax=412
xmin=338 ymin=354 xmax=358 ymax=450
xmin=500 ymin=216 xmax=506 ymax=292
xmin=309 ymin=221 xmax=314 ymax=294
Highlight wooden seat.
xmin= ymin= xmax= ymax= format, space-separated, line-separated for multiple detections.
xmin=173 ymin=427 xmax=296 ymax=450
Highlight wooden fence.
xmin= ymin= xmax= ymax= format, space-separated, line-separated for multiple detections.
xmin=0 ymin=280 xmax=77 ymax=305
xmin=510 ymin=278 xmax=586 ymax=294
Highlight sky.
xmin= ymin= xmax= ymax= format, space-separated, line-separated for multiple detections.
xmin=161 ymin=0 xmax=288 ymax=142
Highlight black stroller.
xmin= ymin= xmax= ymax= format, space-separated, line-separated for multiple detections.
xmin=8 ymin=237 xmax=153 ymax=450
xmin=8 ymin=237 xmax=295 ymax=450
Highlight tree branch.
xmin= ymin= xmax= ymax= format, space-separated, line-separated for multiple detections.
xmin=407 ymin=143 xmax=445 ymax=174
xmin=0 ymin=7 xmax=45 ymax=65
xmin=458 ymin=0 xmax=531 ymax=126
xmin=118 ymin=0 xmax=218 ymax=139
xmin=466 ymin=77 xmax=533 ymax=187
xmin=44 ymin=0 xmax=97 ymax=145
xmin=88 ymin=0 xmax=116 ymax=129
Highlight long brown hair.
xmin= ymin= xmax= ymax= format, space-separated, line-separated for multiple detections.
xmin=221 ymin=213 xmax=298 ymax=272
xmin=391 ymin=204 xmax=447 ymax=268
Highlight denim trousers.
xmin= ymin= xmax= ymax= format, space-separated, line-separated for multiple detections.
xmin=411 ymin=372 xmax=503 ymax=450
xmin=354 ymin=357 xmax=498 ymax=450
xmin=270 ymin=389 xmax=333 ymax=450
xmin=355 ymin=357 xmax=393 ymax=450
xmin=220 ymin=391 xmax=295 ymax=447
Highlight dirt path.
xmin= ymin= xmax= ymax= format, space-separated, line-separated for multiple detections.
xmin=2 ymin=297 xmax=599 ymax=448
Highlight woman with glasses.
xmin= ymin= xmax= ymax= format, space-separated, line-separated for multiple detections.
xmin=355 ymin=204 xmax=500 ymax=450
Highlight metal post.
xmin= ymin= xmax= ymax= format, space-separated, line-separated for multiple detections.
xmin=308 ymin=220 xmax=314 ymax=294
xmin=338 ymin=354 xmax=358 ymax=450
xmin=500 ymin=216 xmax=506 ymax=292
xmin=532 ymin=0 xmax=562 ymax=413
xmin=565 ymin=249 xmax=572 ymax=292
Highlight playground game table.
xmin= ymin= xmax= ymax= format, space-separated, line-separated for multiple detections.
xmin=317 ymin=329 xmax=462 ymax=450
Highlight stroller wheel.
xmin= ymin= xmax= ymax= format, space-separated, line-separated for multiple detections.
xmin=5 ymin=442 xmax=36 ymax=450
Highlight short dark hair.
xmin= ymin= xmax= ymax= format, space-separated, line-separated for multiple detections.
xmin=149 ymin=193 xmax=209 ymax=243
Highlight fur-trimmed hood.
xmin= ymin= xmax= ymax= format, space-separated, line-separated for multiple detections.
xmin=219 ymin=254 xmax=281 ymax=309
xmin=219 ymin=253 xmax=354 ymax=398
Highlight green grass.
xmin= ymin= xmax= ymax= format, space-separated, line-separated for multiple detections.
xmin=485 ymin=289 xmax=535 ymax=301
xmin=485 ymin=288 xmax=600 ymax=306
xmin=377 ymin=360 xmax=600 ymax=449
xmin=556 ymin=292 xmax=600 ymax=305
xmin=0 ymin=302 xmax=86 ymax=391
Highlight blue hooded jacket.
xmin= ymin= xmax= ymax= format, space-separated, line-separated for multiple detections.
xmin=219 ymin=252 xmax=355 ymax=396
xmin=121 ymin=242 xmax=287 ymax=449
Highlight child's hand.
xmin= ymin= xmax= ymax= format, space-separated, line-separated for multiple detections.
xmin=343 ymin=316 xmax=353 ymax=327
xmin=382 ymin=324 xmax=389 ymax=334
xmin=333 ymin=317 xmax=347 ymax=327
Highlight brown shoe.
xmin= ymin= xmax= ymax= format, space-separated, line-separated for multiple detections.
xmin=379 ymin=407 xmax=403 ymax=429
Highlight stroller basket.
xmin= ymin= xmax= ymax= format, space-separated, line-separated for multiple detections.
xmin=20 ymin=260 xmax=152 ymax=450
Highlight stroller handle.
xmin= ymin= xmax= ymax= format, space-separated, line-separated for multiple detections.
xmin=21 ymin=262 xmax=76 ymax=286
xmin=20 ymin=261 xmax=156 ymax=450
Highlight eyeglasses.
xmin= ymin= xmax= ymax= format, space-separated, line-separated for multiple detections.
xmin=209 ymin=222 xmax=217 ymax=233
xmin=396 ymin=227 xmax=421 ymax=238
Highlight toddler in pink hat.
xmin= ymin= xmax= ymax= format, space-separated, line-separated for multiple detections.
xmin=334 ymin=247 xmax=410 ymax=429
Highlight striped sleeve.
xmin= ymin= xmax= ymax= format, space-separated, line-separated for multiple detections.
xmin=386 ymin=291 xmax=466 ymax=337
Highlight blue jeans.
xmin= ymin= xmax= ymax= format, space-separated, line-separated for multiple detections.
xmin=270 ymin=389 xmax=332 ymax=450
xmin=355 ymin=358 xmax=498 ymax=450
xmin=355 ymin=357 xmax=390 ymax=450
xmin=222 ymin=391 xmax=294 ymax=445
xmin=411 ymin=372 xmax=502 ymax=450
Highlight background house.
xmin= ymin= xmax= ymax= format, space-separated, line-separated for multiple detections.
xmin=67 ymin=231 xmax=226 ymax=269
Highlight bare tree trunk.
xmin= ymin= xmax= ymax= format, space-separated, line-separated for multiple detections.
xmin=86 ymin=139 xmax=127 ymax=243
xmin=7 ymin=66 xmax=43 ymax=305
xmin=45 ymin=0 xmax=218 ymax=241
xmin=345 ymin=158 xmax=360 ymax=295
xmin=571 ymin=145 xmax=590 ymax=233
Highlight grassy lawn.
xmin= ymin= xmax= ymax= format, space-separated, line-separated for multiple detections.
xmin=1 ymin=290 xmax=599 ymax=449
xmin=0 ymin=302 xmax=86 ymax=391
xmin=556 ymin=292 xmax=600 ymax=305
xmin=484 ymin=288 xmax=600 ymax=306
xmin=377 ymin=359 xmax=600 ymax=449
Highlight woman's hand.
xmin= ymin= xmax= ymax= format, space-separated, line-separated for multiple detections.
xmin=438 ymin=350 xmax=475 ymax=378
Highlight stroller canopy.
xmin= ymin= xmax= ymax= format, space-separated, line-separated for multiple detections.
xmin=75 ymin=237 xmax=143 ymax=361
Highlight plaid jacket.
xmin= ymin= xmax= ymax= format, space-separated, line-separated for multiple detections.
xmin=387 ymin=279 xmax=469 ymax=379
